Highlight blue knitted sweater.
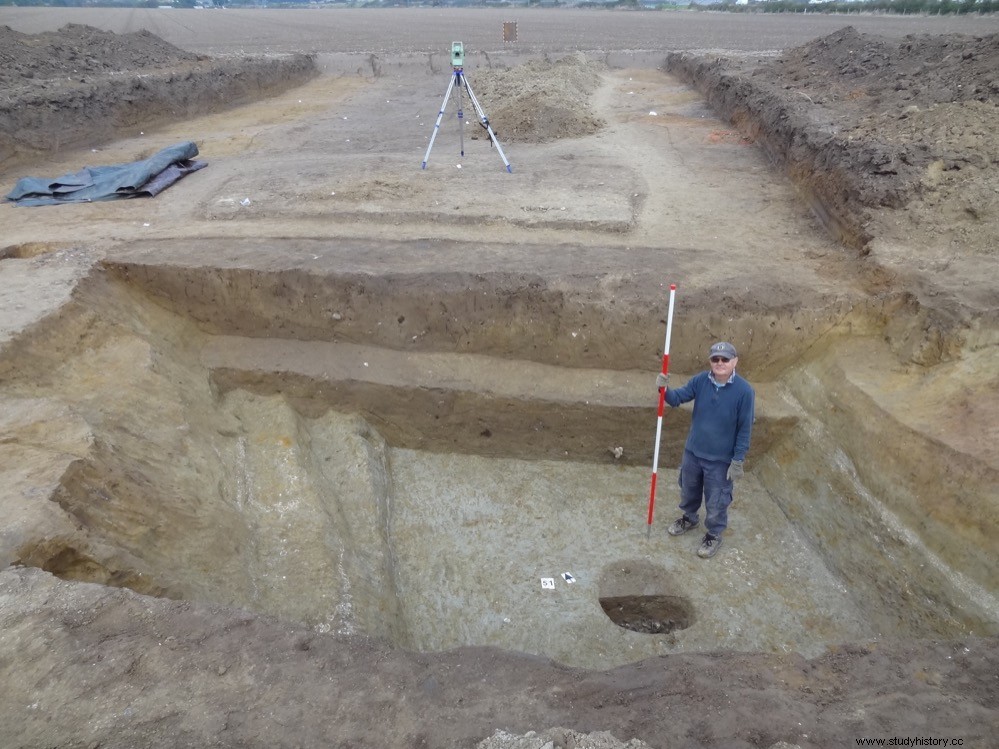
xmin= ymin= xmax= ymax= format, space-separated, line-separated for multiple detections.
xmin=665 ymin=371 xmax=755 ymax=463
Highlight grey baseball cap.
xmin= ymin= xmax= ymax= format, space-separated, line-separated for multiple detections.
xmin=708 ymin=341 xmax=738 ymax=359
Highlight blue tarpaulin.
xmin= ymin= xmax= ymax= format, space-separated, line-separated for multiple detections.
xmin=5 ymin=141 xmax=207 ymax=207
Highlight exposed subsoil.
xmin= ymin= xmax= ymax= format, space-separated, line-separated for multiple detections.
xmin=1 ymin=12 xmax=998 ymax=749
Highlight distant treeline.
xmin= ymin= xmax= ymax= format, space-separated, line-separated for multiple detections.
xmin=708 ymin=0 xmax=999 ymax=13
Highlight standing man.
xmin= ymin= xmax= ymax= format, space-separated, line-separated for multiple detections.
xmin=655 ymin=341 xmax=754 ymax=558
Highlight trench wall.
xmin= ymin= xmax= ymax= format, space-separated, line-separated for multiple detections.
xmin=0 ymin=271 xmax=405 ymax=644
xmin=0 ymin=54 xmax=317 ymax=170
xmin=102 ymin=250 xmax=880 ymax=378
xmin=664 ymin=51 xmax=872 ymax=252
xmin=756 ymin=347 xmax=999 ymax=637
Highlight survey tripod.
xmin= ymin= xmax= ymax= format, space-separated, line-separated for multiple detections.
xmin=421 ymin=42 xmax=512 ymax=172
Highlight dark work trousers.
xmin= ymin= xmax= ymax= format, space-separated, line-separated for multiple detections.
xmin=677 ymin=448 xmax=734 ymax=537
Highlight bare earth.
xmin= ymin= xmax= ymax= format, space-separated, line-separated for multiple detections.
xmin=1 ymin=9 xmax=998 ymax=749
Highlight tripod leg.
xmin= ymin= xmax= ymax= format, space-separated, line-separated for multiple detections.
xmin=462 ymin=77 xmax=512 ymax=173
xmin=422 ymin=73 xmax=457 ymax=169
xmin=456 ymin=71 xmax=465 ymax=158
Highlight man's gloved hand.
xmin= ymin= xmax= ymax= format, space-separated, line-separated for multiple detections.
xmin=656 ymin=372 xmax=669 ymax=390
xmin=727 ymin=459 xmax=744 ymax=482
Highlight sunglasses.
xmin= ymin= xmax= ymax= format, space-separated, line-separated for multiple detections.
xmin=710 ymin=356 xmax=731 ymax=363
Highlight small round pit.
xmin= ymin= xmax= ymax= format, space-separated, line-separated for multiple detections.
xmin=599 ymin=594 xmax=695 ymax=634
xmin=598 ymin=560 xmax=696 ymax=635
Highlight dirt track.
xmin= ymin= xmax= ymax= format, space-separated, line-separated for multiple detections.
xmin=1 ymin=9 xmax=998 ymax=749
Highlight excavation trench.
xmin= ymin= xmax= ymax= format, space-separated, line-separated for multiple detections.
xmin=1 ymin=256 xmax=996 ymax=670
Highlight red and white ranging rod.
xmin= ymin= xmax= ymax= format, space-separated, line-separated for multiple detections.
xmin=646 ymin=283 xmax=677 ymax=537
